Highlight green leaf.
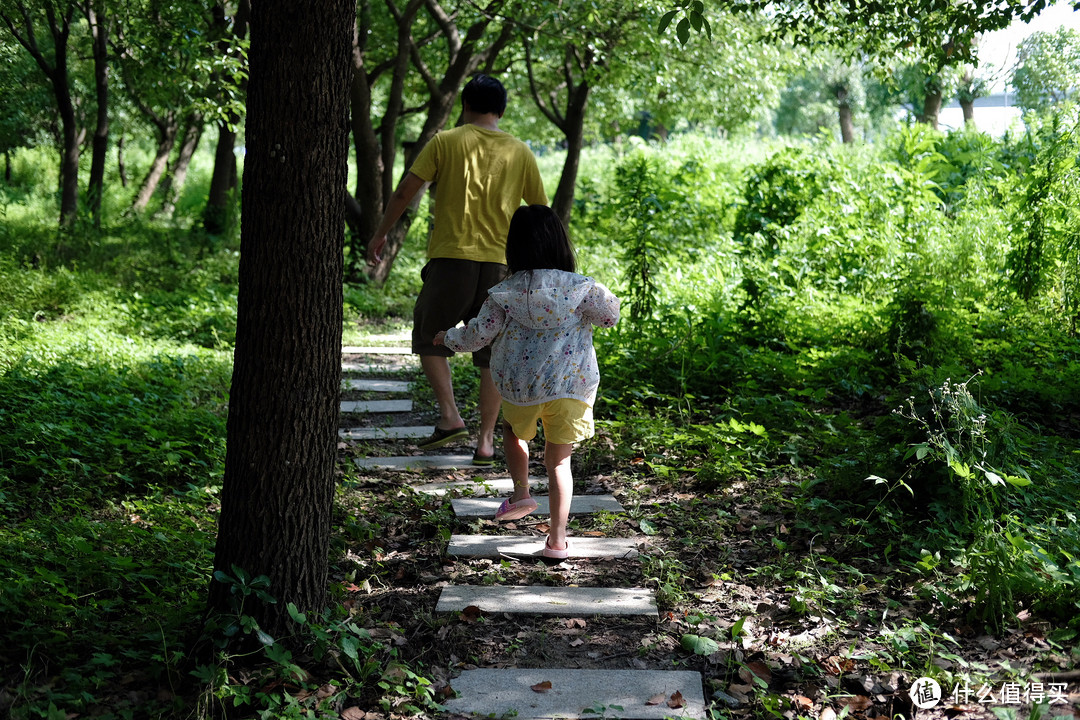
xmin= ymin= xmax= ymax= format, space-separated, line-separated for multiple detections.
xmin=639 ymin=518 xmax=659 ymax=535
xmin=658 ymin=10 xmax=678 ymax=34
xmin=255 ymin=629 xmax=274 ymax=646
xmin=680 ymin=633 xmax=719 ymax=655
xmin=1005 ymin=474 xmax=1032 ymax=487
xmin=676 ymin=17 xmax=690 ymax=44
xmin=286 ymin=602 xmax=306 ymax=625
xmin=341 ymin=634 xmax=360 ymax=661
xmin=731 ymin=616 xmax=746 ymax=640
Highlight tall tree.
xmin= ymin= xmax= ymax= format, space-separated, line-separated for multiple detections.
xmin=356 ymin=0 xmax=512 ymax=284
xmin=521 ymin=2 xmax=640 ymax=227
xmin=208 ymin=0 xmax=353 ymax=635
xmin=1012 ymin=26 xmax=1080 ymax=113
xmin=81 ymin=0 xmax=108 ymax=223
xmin=203 ymin=0 xmax=249 ymax=235
xmin=0 ymin=0 xmax=82 ymax=226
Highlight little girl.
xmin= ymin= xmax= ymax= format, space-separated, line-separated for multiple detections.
xmin=434 ymin=205 xmax=620 ymax=559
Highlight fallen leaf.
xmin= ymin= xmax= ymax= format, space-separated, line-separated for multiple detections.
xmin=531 ymin=681 xmax=552 ymax=693
xmin=460 ymin=605 xmax=482 ymax=622
xmin=820 ymin=708 xmax=837 ymax=720
xmin=822 ymin=656 xmax=855 ymax=675
xmin=340 ymin=708 xmax=365 ymax=720
xmin=792 ymin=695 xmax=814 ymax=711
xmin=569 ymin=638 xmax=585 ymax=647
xmin=536 ymin=523 xmax=551 ymax=532
xmin=739 ymin=661 xmax=773 ymax=686
xmin=566 ymin=618 xmax=586 ymax=628
xmin=839 ymin=696 xmax=873 ymax=711
xmin=582 ymin=531 xmax=605 ymax=537
xmin=646 ymin=693 xmax=666 ymax=705
xmin=668 ymin=690 xmax=686 ymax=709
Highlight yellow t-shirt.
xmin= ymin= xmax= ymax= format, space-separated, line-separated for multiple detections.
xmin=409 ymin=124 xmax=548 ymax=263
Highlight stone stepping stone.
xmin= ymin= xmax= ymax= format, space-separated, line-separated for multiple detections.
xmin=342 ymin=378 xmax=412 ymax=392
xmin=340 ymin=399 xmax=412 ymax=414
xmin=442 ymin=668 xmax=705 ymax=719
xmin=358 ymin=332 xmax=411 ymax=343
xmin=447 ymin=534 xmax=643 ymax=559
xmin=354 ymin=454 xmax=478 ymax=471
xmin=436 ymin=585 xmax=656 ymax=617
xmin=451 ymin=495 xmax=623 ymax=517
xmin=413 ymin=477 xmax=549 ymax=496
xmin=339 ymin=426 xmax=432 ymax=441
xmin=342 ymin=361 xmax=416 ymax=373
xmin=342 ymin=345 xmax=411 ymax=355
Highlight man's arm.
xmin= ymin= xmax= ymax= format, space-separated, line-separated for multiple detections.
xmin=366 ymin=172 xmax=428 ymax=266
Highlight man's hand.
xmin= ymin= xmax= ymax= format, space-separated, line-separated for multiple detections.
xmin=433 ymin=331 xmax=446 ymax=346
xmin=366 ymin=236 xmax=386 ymax=267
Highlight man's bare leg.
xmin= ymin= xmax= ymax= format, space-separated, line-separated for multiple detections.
xmin=477 ymin=368 xmax=500 ymax=458
xmin=420 ymin=355 xmax=465 ymax=431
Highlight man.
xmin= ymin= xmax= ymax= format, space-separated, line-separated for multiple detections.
xmin=367 ymin=74 xmax=547 ymax=464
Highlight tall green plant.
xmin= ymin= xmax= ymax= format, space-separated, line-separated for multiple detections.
xmin=613 ymin=151 xmax=668 ymax=328
xmin=1007 ymin=110 xmax=1080 ymax=333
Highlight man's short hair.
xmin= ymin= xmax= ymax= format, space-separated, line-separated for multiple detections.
xmin=462 ymin=74 xmax=507 ymax=116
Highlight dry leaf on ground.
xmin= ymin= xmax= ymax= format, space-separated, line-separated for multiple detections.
xmin=667 ymin=690 xmax=686 ymax=708
xmin=646 ymin=693 xmax=666 ymax=705
xmin=531 ymin=681 xmax=552 ymax=693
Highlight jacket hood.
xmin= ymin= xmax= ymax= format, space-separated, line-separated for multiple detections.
xmin=489 ymin=269 xmax=593 ymax=330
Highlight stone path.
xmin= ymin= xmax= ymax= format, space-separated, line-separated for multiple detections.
xmin=341 ymin=342 xmax=706 ymax=719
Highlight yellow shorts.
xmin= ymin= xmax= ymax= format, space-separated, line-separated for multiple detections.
xmin=502 ymin=399 xmax=594 ymax=446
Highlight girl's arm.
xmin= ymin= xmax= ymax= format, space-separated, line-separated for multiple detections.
xmin=441 ymin=297 xmax=507 ymax=352
xmin=579 ymin=281 xmax=620 ymax=328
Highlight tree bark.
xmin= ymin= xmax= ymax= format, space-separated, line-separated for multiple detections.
xmin=552 ymin=80 xmax=589 ymax=228
xmin=85 ymin=0 xmax=109 ymax=224
xmin=159 ymin=112 xmax=203 ymax=217
xmin=833 ymin=84 xmax=855 ymax=143
xmin=2 ymin=1 xmax=81 ymax=226
xmin=132 ymin=113 xmax=178 ymax=213
xmin=204 ymin=122 xmax=238 ymax=233
xmin=921 ymin=87 xmax=942 ymax=130
xmin=203 ymin=0 xmax=249 ymax=235
xmin=960 ymin=99 xmax=975 ymax=125
xmin=117 ymin=134 xmax=127 ymax=187
xmin=209 ymin=0 xmax=353 ymax=637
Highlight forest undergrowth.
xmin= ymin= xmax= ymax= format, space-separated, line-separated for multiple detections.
xmin=2 ymin=124 xmax=1080 ymax=718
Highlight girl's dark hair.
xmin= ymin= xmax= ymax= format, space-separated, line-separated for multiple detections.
xmin=505 ymin=205 xmax=576 ymax=274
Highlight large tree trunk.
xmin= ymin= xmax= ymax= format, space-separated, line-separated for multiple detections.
xmin=132 ymin=114 xmax=178 ymax=212
xmin=921 ymin=87 xmax=942 ymax=130
xmin=552 ymin=81 xmax=589 ymax=228
xmin=960 ymin=99 xmax=975 ymax=125
xmin=56 ymin=69 xmax=80 ymax=227
xmin=209 ymin=0 xmax=353 ymax=637
xmin=835 ymin=85 xmax=855 ymax=143
xmin=86 ymin=0 xmax=109 ymax=224
xmin=203 ymin=122 xmax=238 ymax=234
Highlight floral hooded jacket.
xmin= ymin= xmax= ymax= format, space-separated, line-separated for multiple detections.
xmin=443 ymin=269 xmax=620 ymax=407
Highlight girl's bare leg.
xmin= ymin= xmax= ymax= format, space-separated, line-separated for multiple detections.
xmin=504 ymin=420 xmax=531 ymax=503
xmin=544 ymin=442 xmax=574 ymax=550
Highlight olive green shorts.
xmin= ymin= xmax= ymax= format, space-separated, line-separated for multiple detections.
xmin=412 ymin=258 xmax=507 ymax=368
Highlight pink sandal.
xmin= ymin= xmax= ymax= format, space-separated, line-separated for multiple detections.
xmin=542 ymin=537 xmax=570 ymax=559
xmin=494 ymin=497 xmax=538 ymax=521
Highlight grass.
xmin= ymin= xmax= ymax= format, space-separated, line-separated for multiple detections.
xmin=3 ymin=128 xmax=1080 ymax=718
